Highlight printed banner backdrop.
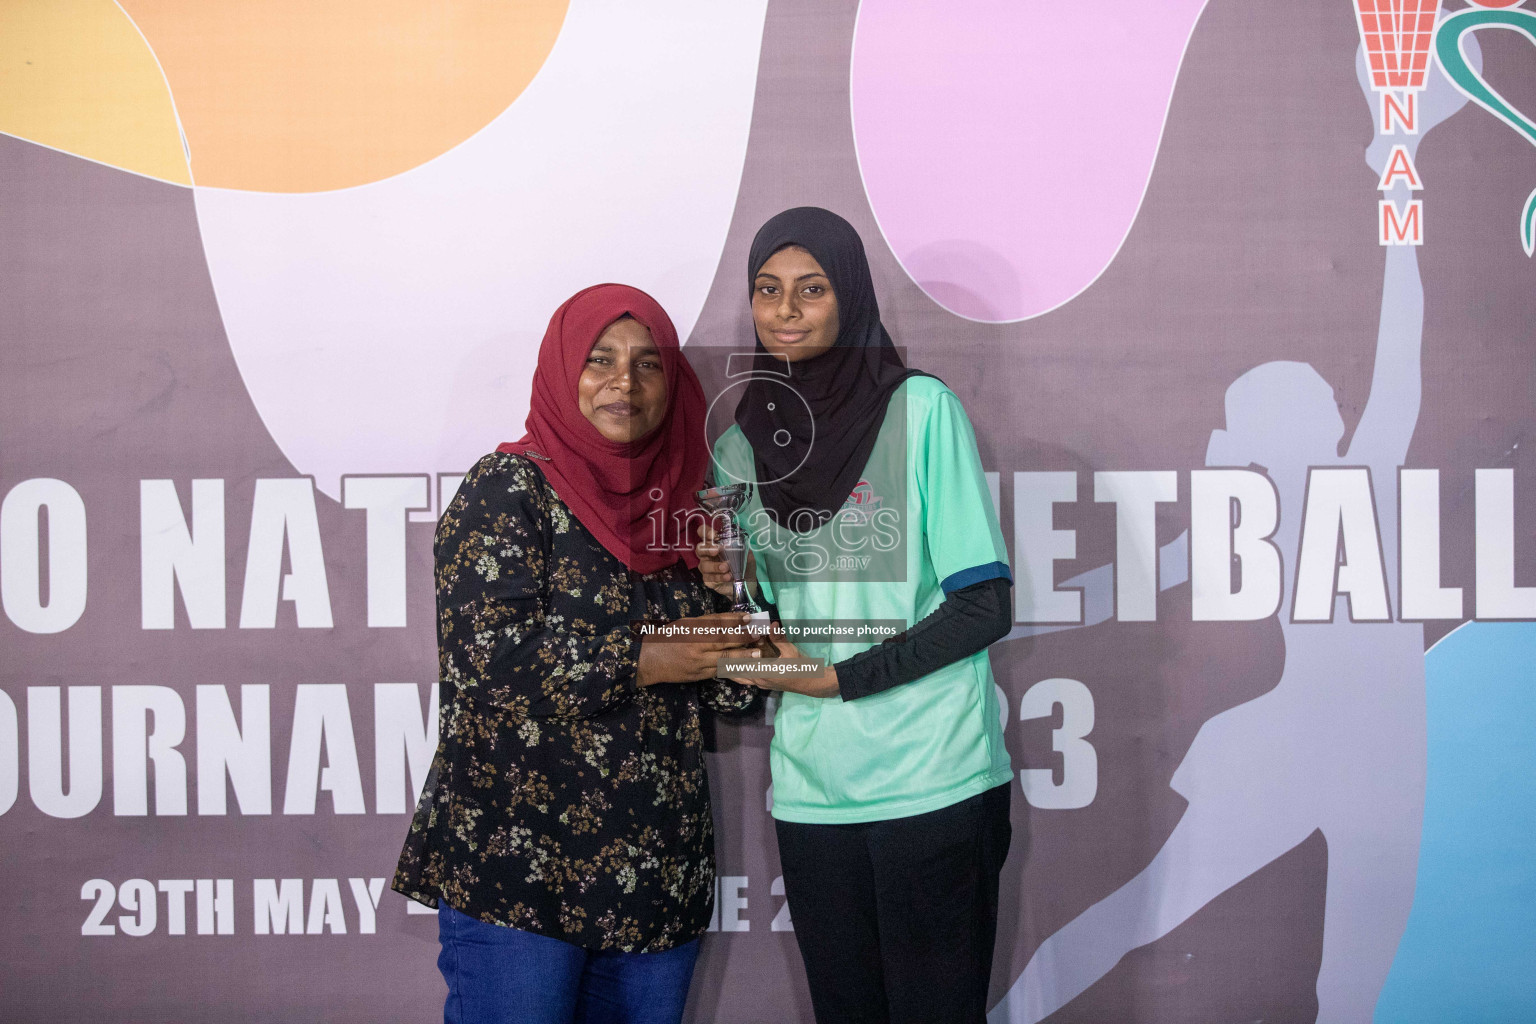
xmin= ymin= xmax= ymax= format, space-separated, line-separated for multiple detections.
xmin=2 ymin=0 xmax=1534 ymax=1020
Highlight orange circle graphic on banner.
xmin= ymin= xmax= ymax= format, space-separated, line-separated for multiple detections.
xmin=119 ymin=0 xmax=568 ymax=193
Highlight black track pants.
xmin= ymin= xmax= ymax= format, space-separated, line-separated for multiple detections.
xmin=774 ymin=783 xmax=1013 ymax=1024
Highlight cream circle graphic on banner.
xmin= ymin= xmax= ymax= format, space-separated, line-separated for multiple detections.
xmin=0 ymin=0 xmax=188 ymax=184
xmin=192 ymin=0 xmax=769 ymax=498
xmin=851 ymin=0 xmax=1209 ymax=323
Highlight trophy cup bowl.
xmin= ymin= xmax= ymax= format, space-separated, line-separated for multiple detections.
xmin=697 ymin=481 xmax=778 ymax=656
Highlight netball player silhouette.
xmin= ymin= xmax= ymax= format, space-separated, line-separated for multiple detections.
xmin=993 ymin=43 xmax=1477 ymax=1024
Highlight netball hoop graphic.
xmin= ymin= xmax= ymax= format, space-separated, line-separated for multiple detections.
xmin=1354 ymin=0 xmax=1442 ymax=131
xmin=1355 ymin=1 xmax=1442 ymax=92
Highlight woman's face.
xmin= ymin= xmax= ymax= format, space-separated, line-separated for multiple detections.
xmin=578 ymin=317 xmax=668 ymax=443
xmin=752 ymin=245 xmax=839 ymax=363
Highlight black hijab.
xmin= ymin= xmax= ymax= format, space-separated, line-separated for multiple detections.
xmin=736 ymin=207 xmax=931 ymax=531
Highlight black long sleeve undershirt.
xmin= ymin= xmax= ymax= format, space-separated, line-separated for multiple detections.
xmin=832 ymin=576 xmax=1012 ymax=702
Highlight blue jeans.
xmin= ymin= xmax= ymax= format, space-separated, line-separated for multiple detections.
xmin=437 ymin=903 xmax=700 ymax=1024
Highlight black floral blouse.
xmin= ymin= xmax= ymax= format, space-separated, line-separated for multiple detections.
xmin=392 ymin=451 xmax=757 ymax=952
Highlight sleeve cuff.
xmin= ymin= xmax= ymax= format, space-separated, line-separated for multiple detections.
xmin=834 ymin=655 xmax=882 ymax=703
xmin=940 ymin=561 xmax=1012 ymax=594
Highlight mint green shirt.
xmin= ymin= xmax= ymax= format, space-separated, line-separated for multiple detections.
xmin=712 ymin=377 xmax=1013 ymax=823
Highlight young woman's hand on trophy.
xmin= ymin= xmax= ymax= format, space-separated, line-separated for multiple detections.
xmin=695 ymin=522 xmax=757 ymax=600
xmin=693 ymin=502 xmax=778 ymax=657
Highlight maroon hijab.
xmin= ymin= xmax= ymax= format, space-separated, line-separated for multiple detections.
xmin=498 ymin=284 xmax=707 ymax=574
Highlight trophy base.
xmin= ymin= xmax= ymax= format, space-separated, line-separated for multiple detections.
xmin=740 ymin=608 xmax=780 ymax=657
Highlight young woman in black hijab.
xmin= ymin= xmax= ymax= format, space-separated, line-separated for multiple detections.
xmin=698 ymin=207 xmax=1016 ymax=1024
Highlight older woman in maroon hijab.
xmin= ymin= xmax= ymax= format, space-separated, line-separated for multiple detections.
xmin=393 ymin=284 xmax=759 ymax=1024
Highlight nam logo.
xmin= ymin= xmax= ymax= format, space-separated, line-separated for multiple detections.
xmin=1355 ymin=0 xmax=1536 ymax=254
xmin=1353 ymin=0 xmax=1442 ymax=246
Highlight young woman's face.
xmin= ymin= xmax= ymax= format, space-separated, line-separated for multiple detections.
xmin=578 ymin=317 xmax=668 ymax=443
xmin=752 ymin=245 xmax=839 ymax=363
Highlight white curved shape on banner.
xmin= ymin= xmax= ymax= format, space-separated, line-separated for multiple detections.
xmin=851 ymin=0 xmax=1209 ymax=324
xmin=193 ymin=0 xmax=769 ymax=498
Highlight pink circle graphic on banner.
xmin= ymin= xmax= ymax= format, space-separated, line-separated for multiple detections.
xmin=852 ymin=0 xmax=1209 ymax=323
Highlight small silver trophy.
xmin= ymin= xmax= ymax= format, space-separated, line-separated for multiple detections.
xmin=697 ymin=480 xmax=778 ymax=656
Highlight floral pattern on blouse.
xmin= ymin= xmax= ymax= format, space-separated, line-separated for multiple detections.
xmin=392 ymin=451 xmax=757 ymax=952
